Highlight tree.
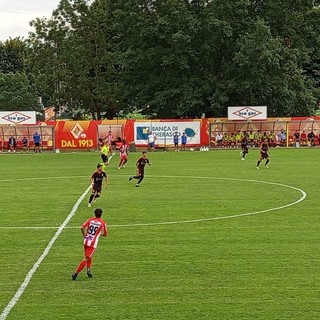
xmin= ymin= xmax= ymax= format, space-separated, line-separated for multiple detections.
xmin=24 ymin=0 xmax=320 ymax=118
xmin=0 ymin=38 xmax=26 ymax=74
xmin=27 ymin=0 xmax=122 ymax=120
xmin=0 ymin=72 xmax=39 ymax=111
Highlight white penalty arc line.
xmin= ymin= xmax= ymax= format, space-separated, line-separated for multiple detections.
xmin=105 ymin=177 xmax=308 ymax=227
xmin=0 ymin=185 xmax=92 ymax=320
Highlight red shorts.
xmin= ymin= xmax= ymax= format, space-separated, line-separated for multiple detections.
xmin=121 ymin=155 xmax=128 ymax=160
xmin=84 ymin=245 xmax=96 ymax=258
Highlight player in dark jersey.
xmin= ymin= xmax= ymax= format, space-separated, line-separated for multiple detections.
xmin=129 ymin=151 xmax=151 ymax=187
xmin=256 ymin=139 xmax=270 ymax=169
xmin=88 ymin=164 xmax=108 ymax=207
xmin=240 ymin=136 xmax=249 ymax=160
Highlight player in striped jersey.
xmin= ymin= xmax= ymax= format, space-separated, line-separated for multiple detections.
xmin=72 ymin=208 xmax=108 ymax=280
xmin=118 ymin=139 xmax=128 ymax=169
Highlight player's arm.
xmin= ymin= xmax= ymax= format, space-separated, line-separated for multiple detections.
xmin=81 ymin=220 xmax=90 ymax=237
xmin=101 ymin=225 xmax=108 ymax=237
xmin=81 ymin=227 xmax=86 ymax=237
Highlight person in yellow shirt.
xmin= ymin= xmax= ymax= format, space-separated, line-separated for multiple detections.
xmin=223 ymin=132 xmax=231 ymax=148
xmin=235 ymin=131 xmax=243 ymax=148
xmin=268 ymin=131 xmax=276 ymax=147
xmin=248 ymin=130 xmax=255 ymax=147
xmin=100 ymin=142 xmax=111 ymax=166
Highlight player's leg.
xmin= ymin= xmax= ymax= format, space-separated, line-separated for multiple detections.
xmin=85 ymin=247 xmax=95 ymax=278
xmin=256 ymin=155 xmax=262 ymax=169
xmin=88 ymin=189 xmax=97 ymax=207
xmin=136 ymin=173 xmax=144 ymax=187
xmin=92 ymin=190 xmax=101 ymax=203
xmin=129 ymin=168 xmax=141 ymax=181
xmin=265 ymin=157 xmax=270 ymax=168
xmin=72 ymin=247 xmax=88 ymax=280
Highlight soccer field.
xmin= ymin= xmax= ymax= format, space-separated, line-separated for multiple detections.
xmin=0 ymin=148 xmax=319 ymax=320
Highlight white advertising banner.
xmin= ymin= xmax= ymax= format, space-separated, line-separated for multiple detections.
xmin=134 ymin=121 xmax=201 ymax=145
xmin=228 ymin=106 xmax=267 ymax=120
xmin=0 ymin=111 xmax=37 ymax=124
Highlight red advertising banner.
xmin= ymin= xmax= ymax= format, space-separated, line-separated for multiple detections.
xmin=48 ymin=119 xmax=211 ymax=149
xmin=54 ymin=120 xmax=100 ymax=149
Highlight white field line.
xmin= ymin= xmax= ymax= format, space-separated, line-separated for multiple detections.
xmin=0 ymin=176 xmax=87 ymax=183
xmin=0 ymin=185 xmax=92 ymax=320
xmin=0 ymin=176 xmax=307 ymax=230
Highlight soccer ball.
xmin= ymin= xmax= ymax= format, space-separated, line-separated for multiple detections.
xmin=189 ymin=148 xmax=194 ymax=152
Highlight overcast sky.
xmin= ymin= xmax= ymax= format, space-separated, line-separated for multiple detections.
xmin=0 ymin=0 xmax=60 ymax=41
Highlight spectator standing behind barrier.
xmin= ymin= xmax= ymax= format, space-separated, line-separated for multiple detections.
xmin=0 ymin=136 xmax=2 ymax=152
xmin=148 ymin=131 xmax=156 ymax=152
xmin=22 ymin=137 xmax=29 ymax=152
xmin=181 ymin=132 xmax=187 ymax=151
xmin=173 ymin=132 xmax=179 ymax=151
xmin=8 ymin=136 xmax=16 ymax=152
xmin=33 ymin=132 xmax=41 ymax=153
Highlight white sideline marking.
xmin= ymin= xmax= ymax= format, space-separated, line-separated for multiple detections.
xmin=0 ymin=185 xmax=92 ymax=320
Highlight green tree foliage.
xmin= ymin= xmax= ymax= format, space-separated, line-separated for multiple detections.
xmin=27 ymin=0 xmax=121 ymax=120
xmin=0 ymin=72 xmax=39 ymax=111
xmin=112 ymin=0 xmax=320 ymax=117
xmin=0 ymin=38 xmax=39 ymax=111
xmin=0 ymin=38 xmax=25 ymax=73
xmin=21 ymin=0 xmax=320 ymax=118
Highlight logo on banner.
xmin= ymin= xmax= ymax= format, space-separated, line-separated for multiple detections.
xmin=70 ymin=123 xmax=86 ymax=139
xmin=1 ymin=111 xmax=31 ymax=124
xmin=136 ymin=127 xmax=150 ymax=140
xmin=232 ymin=107 xmax=262 ymax=120
xmin=185 ymin=128 xmax=196 ymax=137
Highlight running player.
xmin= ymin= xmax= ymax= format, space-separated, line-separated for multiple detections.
xmin=118 ymin=139 xmax=128 ymax=169
xmin=256 ymin=139 xmax=270 ymax=169
xmin=88 ymin=164 xmax=108 ymax=207
xmin=129 ymin=151 xmax=151 ymax=187
xmin=240 ymin=136 xmax=249 ymax=160
xmin=71 ymin=208 xmax=108 ymax=280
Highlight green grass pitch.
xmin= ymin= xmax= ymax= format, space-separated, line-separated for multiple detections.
xmin=0 ymin=148 xmax=320 ymax=320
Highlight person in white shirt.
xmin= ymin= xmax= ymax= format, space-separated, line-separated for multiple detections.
xmin=148 ymin=131 xmax=156 ymax=151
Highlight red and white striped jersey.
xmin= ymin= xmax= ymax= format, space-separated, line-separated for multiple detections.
xmin=82 ymin=217 xmax=108 ymax=248
xmin=119 ymin=144 xmax=128 ymax=157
